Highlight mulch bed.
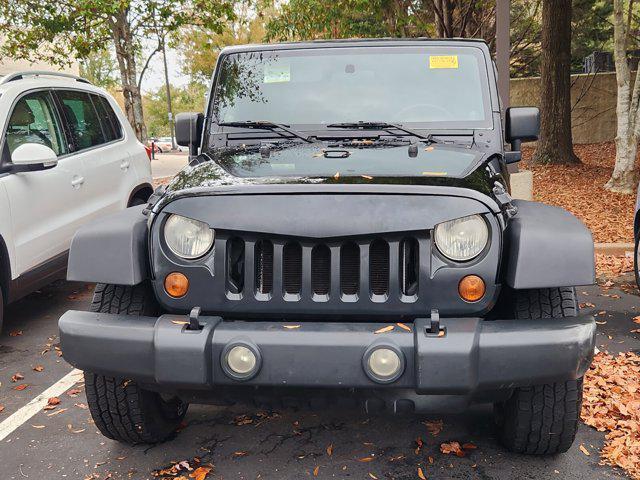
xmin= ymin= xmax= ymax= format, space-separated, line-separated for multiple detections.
xmin=522 ymin=142 xmax=636 ymax=244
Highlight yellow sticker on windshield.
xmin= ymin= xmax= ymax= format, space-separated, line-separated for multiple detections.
xmin=264 ymin=63 xmax=291 ymax=83
xmin=429 ymin=55 xmax=458 ymax=69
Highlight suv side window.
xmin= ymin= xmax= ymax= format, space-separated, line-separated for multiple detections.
xmin=56 ymin=90 xmax=106 ymax=151
xmin=91 ymin=94 xmax=123 ymax=142
xmin=4 ymin=91 xmax=67 ymax=157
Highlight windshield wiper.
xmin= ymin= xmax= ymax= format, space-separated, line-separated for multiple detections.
xmin=218 ymin=121 xmax=314 ymax=143
xmin=326 ymin=121 xmax=438 ymax=144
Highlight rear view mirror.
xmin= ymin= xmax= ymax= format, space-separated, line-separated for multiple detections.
xmin=11 ymin=143 xmax=58 ymax=168
xmin=504 ymin=107 xmax=539 ymax=164
xmin=175 ymin=112 xmax=204 ymax=157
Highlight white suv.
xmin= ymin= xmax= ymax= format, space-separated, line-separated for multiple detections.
xmin=0 ymin=71 xmax=153 ymax=331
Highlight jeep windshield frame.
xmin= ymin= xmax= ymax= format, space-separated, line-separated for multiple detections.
xmin=206 ymin=42 xmax=496 ymax=150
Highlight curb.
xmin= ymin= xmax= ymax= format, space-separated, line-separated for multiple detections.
xmin=594 ymin=243 xmax=634 ymax=255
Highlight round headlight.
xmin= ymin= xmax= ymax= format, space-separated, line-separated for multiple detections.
xmin=434 ymin=215 xmax=489 ymax=262
xmin=164 ymin=214 xmax=214 ymax=259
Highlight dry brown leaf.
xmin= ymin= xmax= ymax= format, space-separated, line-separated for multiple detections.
xmin=13 ymin=384 xmax=28 ymax=391
xmin=9 ymin=330 xmax=22 ymax=337
xmin=67 ymin=388 xmax=82 ymax=396
xmin=0 ymin=404 xmax=4 ymax=413
xmin=11 ymin=373 xmax=24 ymax=382
xmin=396 ymin=322 xmax=411 ymax=332
xmin=74 ymin=403 xmax=88 ymax=409
xmin=326 ymin=443 xmax=333 ymax=456
xmin=32 ymin=425 xmax=45 ymax=429
xmin=423 ymin=419 xmax=443 ymax=436
xmin=462 ymin=442 xmax=477 ymax=450
xmin=33 ymin=365 xmax=44 ymax=372
xmin=47 ymin=408 xmax=68 ymax=417
xmin=440 ymin=441 xmax=465 ymax=457
xmin=233 ymin=451 xmax=247 ymax=457
xmin=48 ymin=397 xmax=61 ymax=406
xmin=418 ymin=467 xmax=427 ymax=480
xmin=312 ymin=466 xmax=319 ymax=477
xmin=190 ymin=466 xmax=212 ymax=480
xmin=414 ymin=437 xmax=424 ymax=455
xmin=579 ymin=445 xmax=590 ymax=456
xmin=374 ymin=325 xmax=394 ymax=334
xmin=358 ymin=456 xmax=375 ymax=462
xmin=634 ymin=316 xmax=640 ymax=324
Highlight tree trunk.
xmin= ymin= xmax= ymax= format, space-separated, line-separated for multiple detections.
xmin=111 ymin=11 xmax=147 ymax=142
xmin=606 ymin=0 xmax=638 ymax=193
xmin=531 ymin=0 xmax=580 ymax=164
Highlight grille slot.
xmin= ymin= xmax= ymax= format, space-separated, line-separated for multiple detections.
xmin=400 ymin=237 xmax=419 ymax=296
xmin=370 ymin=239 xmax=389 ymax=296
xmin=226 ymin=237 xmax=245 ymax=294
xmin=283 ymin=242 xmax=302 ymax=295
xmin=311 ymin=245 xmax=331 ymax=296
xmin=340 ymin=242 xmax=360 ymax=295
xmin=255 ymin=240 xmax=273 ymax=294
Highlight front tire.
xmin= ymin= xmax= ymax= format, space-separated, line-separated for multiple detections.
xmin=495 ymin=287 xmax=584 ymax=455
xmin=84 ymin=283 xmax=187 ymax=444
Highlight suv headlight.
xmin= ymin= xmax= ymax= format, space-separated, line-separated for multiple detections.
xmin=164 ymin=214 xmax=214 ymax=259
xmin=434 ymin=214 xmax=488 ymax=262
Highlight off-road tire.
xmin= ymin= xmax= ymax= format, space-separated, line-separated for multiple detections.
xmin=84 ymin=283 xmax=187 ymax=444
xmin=496 ymin=287 xmax=584 ymax=455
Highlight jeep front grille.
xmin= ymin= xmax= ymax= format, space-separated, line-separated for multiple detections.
xmin=221 ymin=232 xmax=422 ymax=305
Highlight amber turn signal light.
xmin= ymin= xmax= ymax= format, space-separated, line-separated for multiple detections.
xmin=165 ymin=272 xmax=189 ymax=298
xmin=458 ymin=275 xmax=485 ymax=302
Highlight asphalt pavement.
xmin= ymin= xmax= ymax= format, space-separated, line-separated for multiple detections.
xmin=0 ymin=278 xmax=637 ymax=480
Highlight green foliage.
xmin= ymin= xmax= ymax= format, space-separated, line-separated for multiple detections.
xmin=143 ymin=82 xmax=208 ymax=137
xmin=79 ymin=49 xmax=119 ymax=88
xmin=572 ymin=0 xmax=613 ymax=71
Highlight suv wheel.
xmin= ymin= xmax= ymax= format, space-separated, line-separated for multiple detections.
xmin=84 ymin=283 xmax=187 ymax=444
xmin=495 ymin=287 xmax=584 ymax=455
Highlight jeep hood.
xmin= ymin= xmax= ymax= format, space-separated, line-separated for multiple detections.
xmin=165 ymin=142 xmax=493 ymax=195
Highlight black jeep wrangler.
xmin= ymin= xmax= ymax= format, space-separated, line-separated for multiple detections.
xmin=60 ymin=39 xmax=596 ymax=454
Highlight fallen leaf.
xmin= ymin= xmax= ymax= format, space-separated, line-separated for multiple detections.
xmin=440 ymin=441 xmax=465 ymax=457
xmin=9 ymin=330 xmax=22 ymax=337
xmin=74 ymin=403 xmax=88 ymax=409
xmin=47 ymin=408 xmax=67 ymax=417
xmin=396 ymin=322 xmax=411 ymax=332
xmin=67 ymin=389 xmax=82 ymax=396
xmin=11 ymin=373 xmax=24 ymax=382
xmin=47 ymin=397 xmax=61 ymax=406
xmin=415 ymin=436 xmax=424 ymax=455
xmin=283 ymin=325 xmax=301 ymax=329
xmin=579 ymin=445 xmax=590 ymax=456
xmin=313 ymin=466 xmax=319 ymax=477
xmin=418 ymin=467 xmax=427 ymax=480
xmin=32 ymin=425 xmax=45 ymax=429
xmin=423 ymin=419 xmax=443 ymax=436
xmin=233 ymin=451 xmax=247 ymax=457
xmin=13 ymin=384 xmax=28 ymax=391
xmin=634 ymin=316 xmax=640 ymax=324
xmin=326 ymin=443 xmax=333 ymax=456
xmin=358 ymin=456 xmax=375 ymax=462
xmin=462 ymin=442 xmax=477 ymax=450
xmin=190 ymin=466 xmax=212 ymax=480
xmin=374 ymin=325 xmax=394 ymax=334
xmin=33 ymin=365 xmax=44 ymax=372
xmin=0 ymin=405 xmax=4 ymax=413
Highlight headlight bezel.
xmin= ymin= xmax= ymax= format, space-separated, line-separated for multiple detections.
xmin=433 ymin=214 xmax=490 ymax=263
xmin=163 ymin=213 xmax=215 ymax=260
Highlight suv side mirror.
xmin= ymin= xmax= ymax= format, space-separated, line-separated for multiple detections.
xmin=175 ymin=112 xmax=204 ymax=156
xmin=504 ymin=107 xmax=540 ymax=164
xmin=11 ymin=143 xmax=58 ymax=169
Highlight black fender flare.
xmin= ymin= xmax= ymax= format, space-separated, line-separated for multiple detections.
xmin=67 ymin=206 xmax=149 ymax=285
xmin=128 ymin=183 xmax=154 ymax=206
xmin=504 ymin=200 xmax=595 ymax=289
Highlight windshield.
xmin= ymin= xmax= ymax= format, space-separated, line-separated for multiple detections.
xmin=212 ymin=45 xmax=493 ymax=130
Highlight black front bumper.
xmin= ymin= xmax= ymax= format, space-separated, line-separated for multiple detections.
xmin=59 ymin=311 xmax=595 ymax=401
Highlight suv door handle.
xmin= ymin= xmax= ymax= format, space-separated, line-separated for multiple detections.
xmin=120 ymin=160 xmax=130 ymax=171
xmin=71 ymin=176 xmax=85 ymax=188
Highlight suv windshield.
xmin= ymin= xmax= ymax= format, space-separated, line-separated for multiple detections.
xmin=212 ymin=45 xmax=492 ymax=131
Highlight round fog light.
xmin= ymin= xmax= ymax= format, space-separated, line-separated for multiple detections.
xmin=224 ymin=345 xmax=259 ymax=380
xmin=364 ymin=346 xmax=404 ymax=383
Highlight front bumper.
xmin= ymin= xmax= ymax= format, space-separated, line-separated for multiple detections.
xmin=59 ymin=311 xmax=595 ymax=399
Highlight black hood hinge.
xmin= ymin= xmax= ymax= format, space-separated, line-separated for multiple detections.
xmin=492 ymin=181 xmax=518 ymax=219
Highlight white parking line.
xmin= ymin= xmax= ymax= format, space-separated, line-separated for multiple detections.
xmin=0 ymin=368 xmax=83 ymax=442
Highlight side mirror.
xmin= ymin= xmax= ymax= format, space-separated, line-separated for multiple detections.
xmin=175 ymin=112 xmax=204 ymax=157
xmin=11 ymin=143 xmax=58 ymax=168
xmin=504 ymin=107 xmax=540 ymax=164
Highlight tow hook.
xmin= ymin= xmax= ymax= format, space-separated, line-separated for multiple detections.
xmin=188 ymin=306 xmax=202 ymax=331
xmin=425 ymin=309 xmax=445 ymax=337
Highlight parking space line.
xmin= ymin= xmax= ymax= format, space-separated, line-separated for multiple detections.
xmin=0 ymin=368 xmax=83 ymax=442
